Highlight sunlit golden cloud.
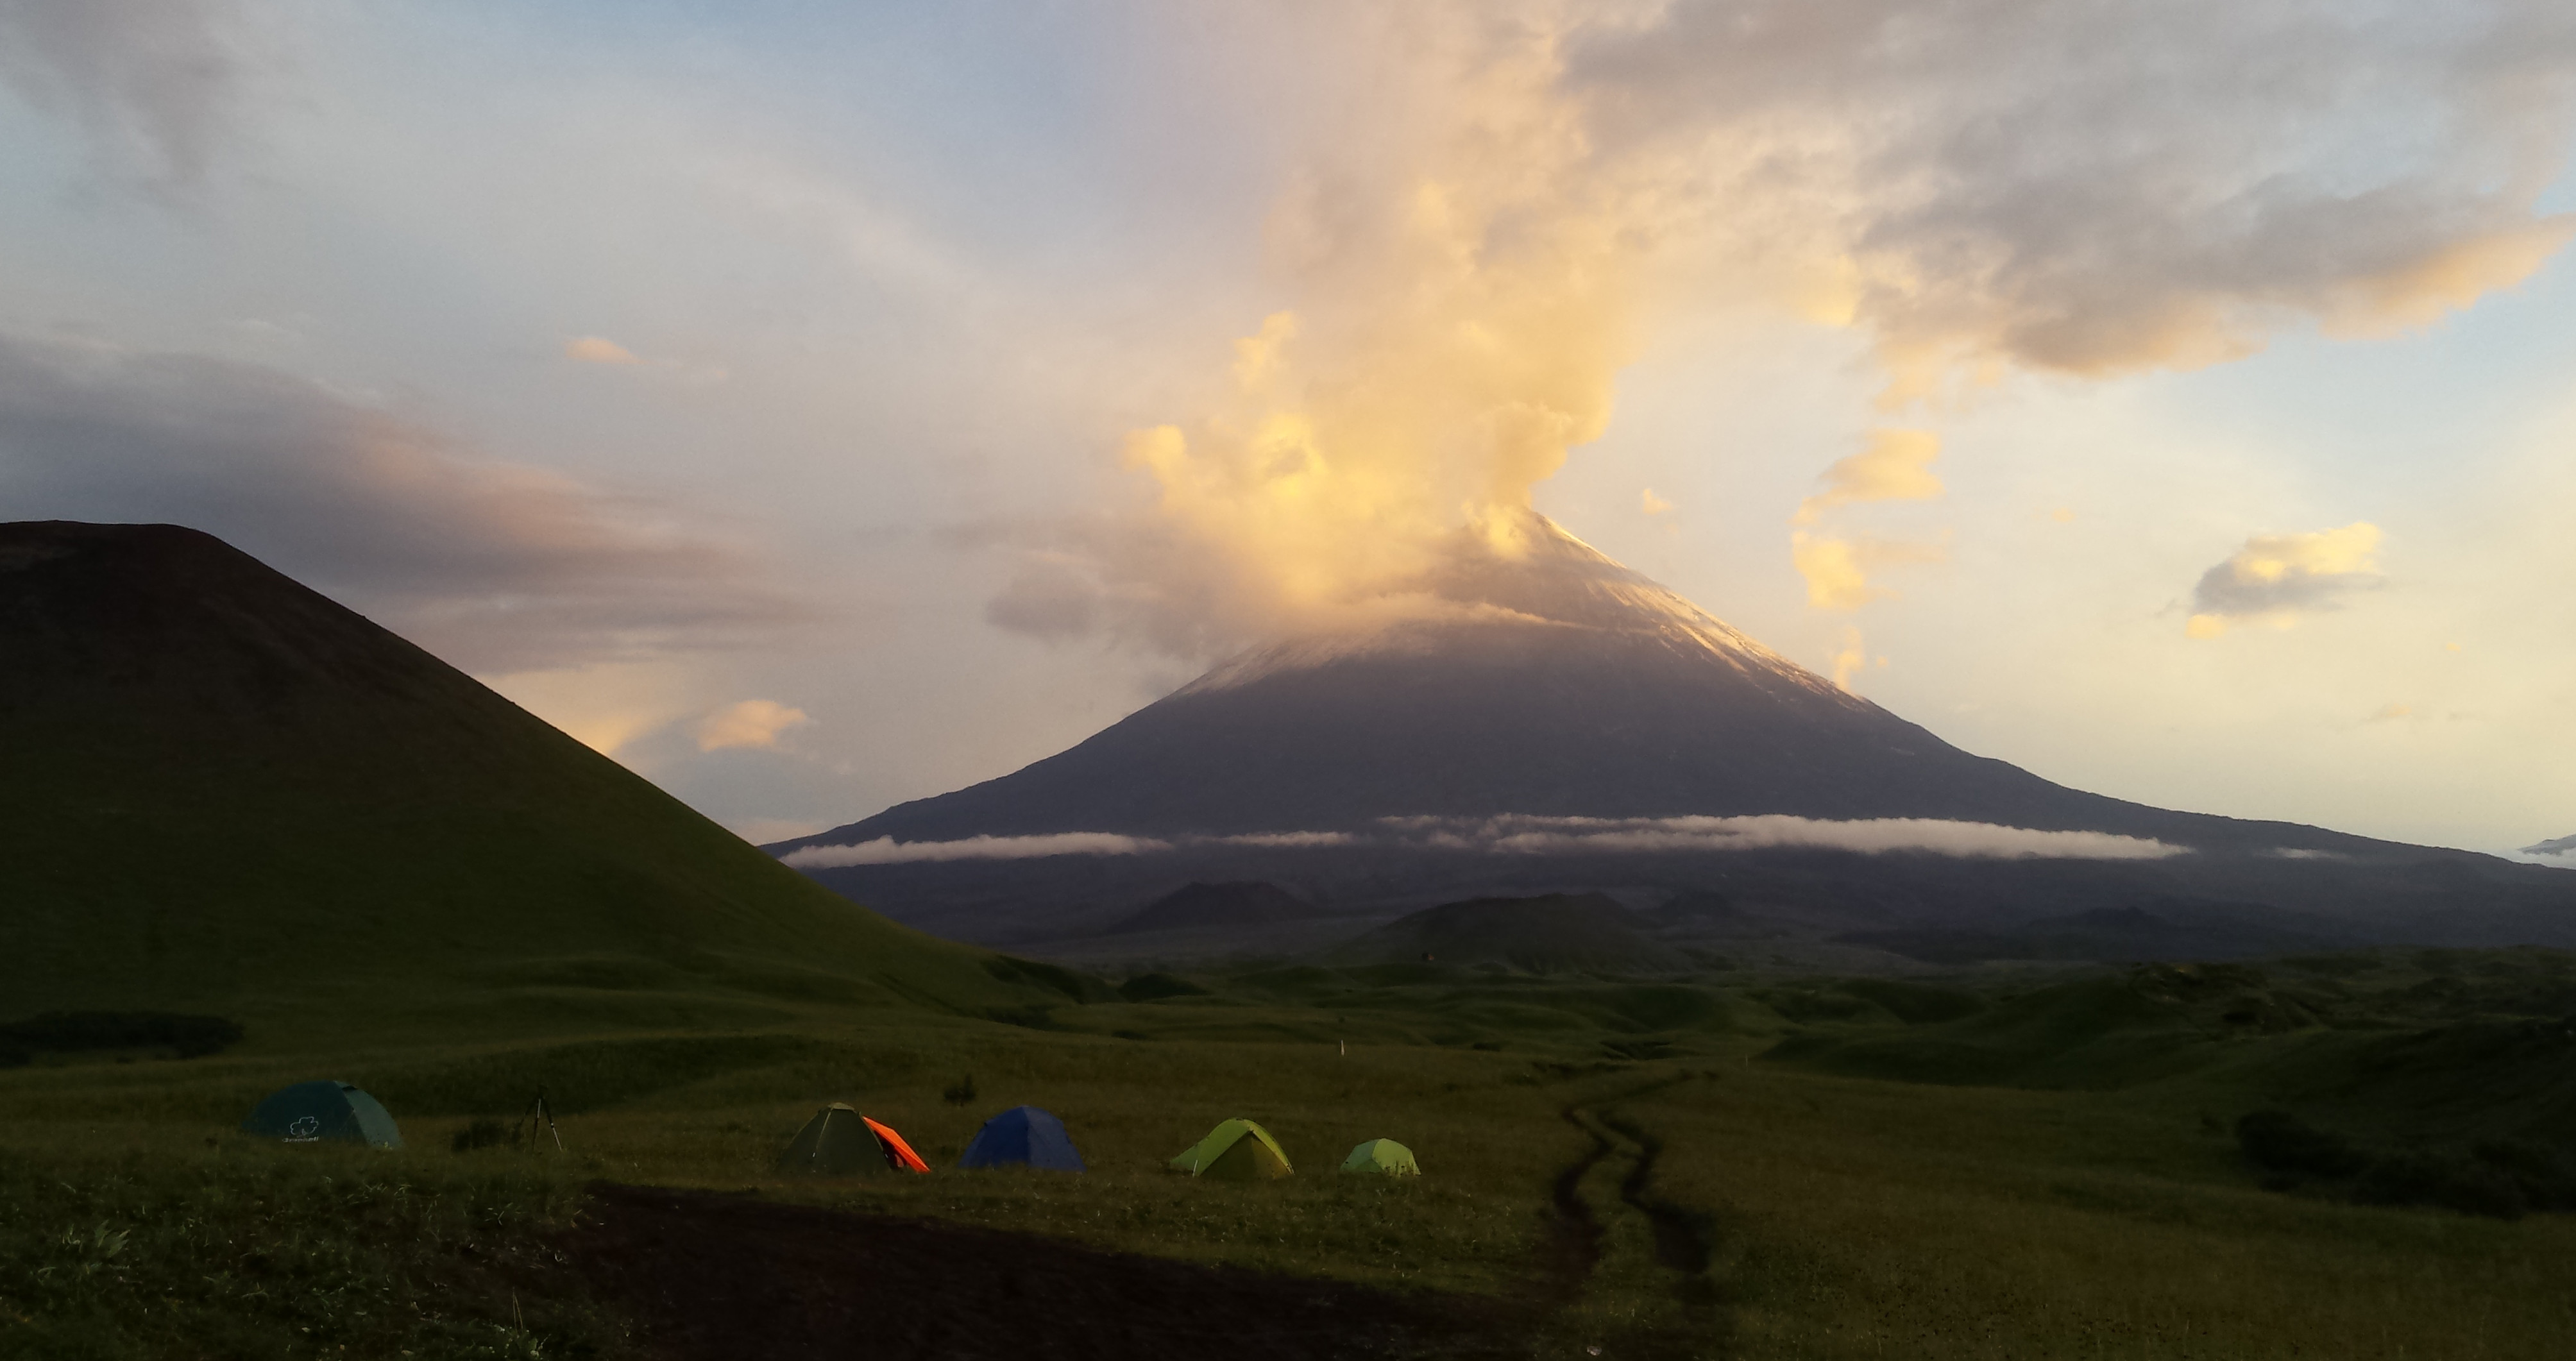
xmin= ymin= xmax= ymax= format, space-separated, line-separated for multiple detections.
xmin=2185 ymin=521 xmax=2385 ymax=638
xmin=1792 ymin=532 xmax=1946 ymax=611
xmin=695 ymin=698 xmax=813 ymax=753
xmin=1830 ymin=626 xmax=1865 ymax=691
xmin=564 ymin=335 xmax=641 ymax=364
xmin=1795 ymin=429 xmax=1944 ymax=525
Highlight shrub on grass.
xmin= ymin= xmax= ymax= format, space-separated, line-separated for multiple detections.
xmin=2235 ymin=1110 xmax=2367 ymax=1179
xmin=2353 ymin=1152 xmax=2526 ymax=1220
xmin=1118 ymin=972 xmax=1210 ymax=1002
xmin=942 ymin=1074 xmax=978 ymax=1106
xmin=450 ymin=1119 xmax=518 ymax=1154
xmin=2472 ymin=1140 xmax=2576 ymax=1212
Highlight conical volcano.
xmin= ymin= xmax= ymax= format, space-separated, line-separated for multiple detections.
xmin=793 ymin=516 xmax=2191 ymax=842
xmin=778 ymin=516 xmax=2575 ymax=951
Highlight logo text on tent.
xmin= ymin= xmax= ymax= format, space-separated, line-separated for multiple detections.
xmin=287 ymin=1115 xmax=321 ymax=1141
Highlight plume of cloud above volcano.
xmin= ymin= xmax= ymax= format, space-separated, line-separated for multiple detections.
xmin=0 ymin=333 xmax=802 ymax=672
xmin=987 ymin=1 xmax=2574 ymax=659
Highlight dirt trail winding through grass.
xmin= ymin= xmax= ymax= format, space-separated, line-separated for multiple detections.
xmin=1536 ymin=1076 xmax=1733 ymax=1355
xmin=1533 ymin=1104 xmax=1618 ymax=1309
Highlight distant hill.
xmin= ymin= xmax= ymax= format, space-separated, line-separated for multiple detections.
xmin=0 ymin=521 xmax=1027 ymax=1029
xmin=1838 ymin=902 xmax=2348 ymax=965
xmin=2523 ymin=834 xmax=2576 ymax=858
xmin=1108 ymin=881 xmax=1318 ymax=935
xmin=1325 ymin=893 xmax=1693 ymax=974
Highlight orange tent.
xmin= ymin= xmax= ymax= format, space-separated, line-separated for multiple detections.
xmin=864 ymin=1115 xmax=930 ymax=1172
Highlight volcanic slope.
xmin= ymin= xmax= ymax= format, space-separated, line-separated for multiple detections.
xmin=789 ymin=516 xmax=2330 ymax=845
xmin=0 ymin=521 xmax=1022 ymax=1023
xmin=777 ymin=514 xmax=2573 ymax=949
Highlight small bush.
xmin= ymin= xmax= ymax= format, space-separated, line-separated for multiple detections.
xmin=942 ymin=1073 xmax=978 ymax=1106
xmin=450 ymin=1119 xmax=518 ymax=1154
xmin=2353 ymin=1153 xmax=2526 ymax=1220
xmin=2472 ymin=1140 xmax=2576 ymax=1212
xmin=1117 ymin=972 xmax=1210 ymax=1002
xmin=2235 ymin=1110 xmax=2368 ymax=1179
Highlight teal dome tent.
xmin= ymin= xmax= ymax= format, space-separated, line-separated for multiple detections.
xmin=242 ymin=1081 xmax=402 ymax=1149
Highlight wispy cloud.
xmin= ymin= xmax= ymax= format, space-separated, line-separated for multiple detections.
xmin=0 ymin=332 xmax=805 ymax=672
xmin=1795 ymin=429 xmax=1944 ymax=525
xmin=0 ymin=0 xmax=243 ymax=189
xmin=2185 ymin=522 xmax=2384 ymax=638
xmin=1790 ymin=532 xmax=1945 ymax=611
xmin=695 ymin=699 xmax=811 ymax=752
xmin=564 ymin=335 xmax=643 ymax=365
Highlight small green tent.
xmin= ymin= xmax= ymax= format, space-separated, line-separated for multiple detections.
xmin=779 ymin=1103 xmax=897 ymax=1175
xmin=1169 ymin=1118 xmax=1292 ymax=1180
xmin=1341 ymin=1138 xmax=1420 ymax=1176
xmin=242 ymin=1081 xmax=402 ymax=1149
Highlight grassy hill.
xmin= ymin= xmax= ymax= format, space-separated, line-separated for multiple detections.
xmin=1324 ymin=893 xmax=1694 ymax=974
xmin=0 ymin=521 xmax=1030 ymax=1036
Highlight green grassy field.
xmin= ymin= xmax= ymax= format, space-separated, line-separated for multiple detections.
xmin=6 ymin=947 xmax=2573 ymax=1359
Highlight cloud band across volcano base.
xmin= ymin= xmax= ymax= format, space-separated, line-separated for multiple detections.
xmin=777 ymin=815 xmax=2185 ymax=868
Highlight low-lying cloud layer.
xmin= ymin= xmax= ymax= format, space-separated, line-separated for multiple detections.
xmin=779 ymin=814 xmax=2183 ymax=866
xmin=0 ymin=333 xmax=802 ymax=673
xmin=781 ymin=833 xmax=1175 ymax=867
xmin=1390 ymin=814 xmax=2184 ymax=861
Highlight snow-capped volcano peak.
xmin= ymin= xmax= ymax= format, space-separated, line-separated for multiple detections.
xmin=1184 ymin=511 xmax=1843 ymax=703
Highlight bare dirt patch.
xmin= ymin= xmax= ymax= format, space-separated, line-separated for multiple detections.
xmin=564 ymin=1183 xmax=1529 ymax=1360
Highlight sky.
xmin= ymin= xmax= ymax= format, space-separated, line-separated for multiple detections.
xmin=3 ymin=0 xmax=2573 ymax=856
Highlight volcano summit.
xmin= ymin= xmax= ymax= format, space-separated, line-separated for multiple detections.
xmin=775 ymin=516 xmax=2573 ymax=952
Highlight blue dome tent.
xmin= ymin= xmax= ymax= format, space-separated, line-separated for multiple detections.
xmin=956 ymin=1104 xmax=1084 ymax=1171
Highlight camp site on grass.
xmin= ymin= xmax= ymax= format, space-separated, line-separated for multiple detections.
xmin=1170 ymin=1118 xmax=1292 ymax=1180
xmin=241 ymin=1080 xmax=402 ymax=1149
xmin=956 ymin=1104 xmax=1085 ymax=1170
xmin=1341 ymin=1137 xmax=1420 ymax=1176
xmin=780 ymin=1103 xmax=929 ymax=1174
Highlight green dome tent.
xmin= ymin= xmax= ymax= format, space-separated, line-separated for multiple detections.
xmin=1341 ymin=1138 xmax=1420 ymax=1176
xmin=779 ymin=1103 xmax=925 ymax=1175
xmin=1169 ymin=1118 xmax=1292 ymax=1180
xmin=242 ymin=1081 xmax=402 ymax=1149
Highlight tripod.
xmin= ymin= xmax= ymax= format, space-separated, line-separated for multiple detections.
xmin=518 ymin=1088 xmax=565 ymax=1153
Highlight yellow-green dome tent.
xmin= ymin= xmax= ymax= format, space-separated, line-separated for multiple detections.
xmin=1169 ymin=1117 xmax=1292 ymax=1180
xmin=1341 ymin=1138 xmax=1419 ymax=1176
